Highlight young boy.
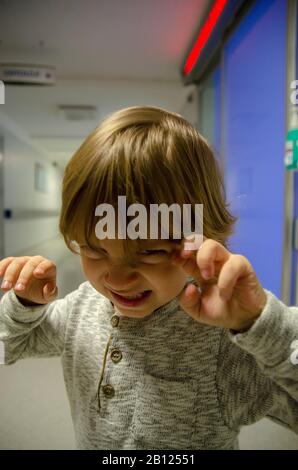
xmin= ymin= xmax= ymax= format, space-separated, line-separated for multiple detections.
xmin=0 ymin=106 xmax=297 ymax=450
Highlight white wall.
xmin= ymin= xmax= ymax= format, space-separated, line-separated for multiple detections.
xmin=1 ymin=125 xmax=62 ymax=256
xmin=3 ymin=79 xmax=189 ymax=169
xmin=178 ymin=84 xmax=200 ymax=129
xmin=0 ymin=113 xmax=62 ymax=256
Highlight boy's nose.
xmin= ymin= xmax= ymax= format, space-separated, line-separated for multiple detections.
xmin=104 ymin=263 xmax=139 ymax=290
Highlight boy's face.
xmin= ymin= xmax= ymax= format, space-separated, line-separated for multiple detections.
xmin=79 ymin=237 xmax=188 ymax=318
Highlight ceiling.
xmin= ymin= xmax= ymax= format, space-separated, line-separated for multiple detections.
xmin=0 ymin=0 xmax=211 ymax=81
xmin=0 ymin=0 xmax=212 ymax=167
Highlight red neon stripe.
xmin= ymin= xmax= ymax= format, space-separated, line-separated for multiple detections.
xmin=183 ymin=0 xmax=228 ymax=75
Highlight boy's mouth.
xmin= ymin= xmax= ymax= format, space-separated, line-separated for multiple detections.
xmin=109 ymin=289 xmax=152 ymax=306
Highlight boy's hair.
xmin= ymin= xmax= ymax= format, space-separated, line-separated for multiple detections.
xmin=59 ymin=106 xmax=236 ymax=257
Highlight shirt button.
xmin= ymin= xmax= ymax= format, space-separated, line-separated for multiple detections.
xmin=111 ymin=348 xmax=122 ymax=363
xmin=111 ymin=315 xmax=119 ymax=327
xmin=102 ymin=384 xmax=115 ymax=398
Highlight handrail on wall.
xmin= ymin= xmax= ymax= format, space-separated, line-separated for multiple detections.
xmin=3 ymin=209 xmax=60 ymax=219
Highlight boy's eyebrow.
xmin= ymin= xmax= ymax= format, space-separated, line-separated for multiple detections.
xmin=80 ymin=239 xmax=182 ymax=252
xmin=138 ymin=239 xmax=181 ymax=249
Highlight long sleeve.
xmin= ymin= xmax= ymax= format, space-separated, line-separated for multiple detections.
xmin=216 ymin=289 xmax=298 ymax=433
xmin=0 ymin=285 xmax=81 ymax=364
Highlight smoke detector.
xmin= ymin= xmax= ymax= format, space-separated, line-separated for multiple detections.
xmin=58 ymin=104 xmax=98 ymax=121
xmin=0 ymin=63 xmax=56 ymax=85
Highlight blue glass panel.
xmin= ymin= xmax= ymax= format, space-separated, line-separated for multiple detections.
xmin=223 ymin=0 xmax=286 ymax=296
xmin=213 ymin=66 xmax=221 ymax=159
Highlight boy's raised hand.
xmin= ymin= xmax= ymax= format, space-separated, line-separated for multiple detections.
xmin=171 ymin=238 xmax=267 ymax=332
xmin=0 ymin=256 xmax=58 ymax=305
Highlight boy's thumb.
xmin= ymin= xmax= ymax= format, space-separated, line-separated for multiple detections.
xmin=178 ymin=283 xmax=201 ymax=321
xmin=44 ymin=282 xmax=58 ymax=299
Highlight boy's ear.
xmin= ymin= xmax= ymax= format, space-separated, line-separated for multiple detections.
xmin=69 ymin=240 xmax=80 ymax=252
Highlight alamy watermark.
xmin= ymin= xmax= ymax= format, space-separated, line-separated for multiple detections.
xmin=94 ymin=196 xmax=203 ymax=250
xmin=0 ymin=81 xmax=4 ymax=104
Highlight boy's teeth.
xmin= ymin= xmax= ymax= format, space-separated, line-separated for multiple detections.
xmin=122 ymin=291 xmax=145 ymax=299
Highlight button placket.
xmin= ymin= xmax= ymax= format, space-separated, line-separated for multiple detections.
xmin=109 ymin=315 xmax=122 ymax=364
xmin=102 ymin=384 xmax=115 ymax=398
xmin=111 ymin=314 xmax=120 ymax=327
xmin=109 ymin=317 xmax=123 ymax=372
xmin=110 ymin=348 xmax=122 ymax=363
xmin=97 ymin=311 xmax=125 ymax=413
xmin=97 ymin=333 xmax=112 ymax=413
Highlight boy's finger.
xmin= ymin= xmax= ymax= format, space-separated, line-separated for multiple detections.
xmin=1 ymin=257 xmax=34 ymax=288
xmin=196 ymin=239 xmax=230 ymax=279
xmin=171 ymin=249 xmax=205 ymax=285
xmin=15 ymin=260 xmax=56 ymax=291
xmin=217 ymin=255 xmax=250 ymax=301
xmin=0 ymin=257 xmax=16 ymax=277
xmin=33 ymin=260 xmax=56 ymax=277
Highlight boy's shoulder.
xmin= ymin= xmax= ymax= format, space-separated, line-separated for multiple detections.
xmin=61 ymin=281 xmax=112 ymax=328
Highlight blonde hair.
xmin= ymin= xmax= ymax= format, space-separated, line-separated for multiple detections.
xmin=59 ymin=106 xmax=236 ymax=257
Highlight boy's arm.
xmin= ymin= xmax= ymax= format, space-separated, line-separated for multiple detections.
xmin=0 ymin=286 xmax=80 ymax=364
xmin=216 ymin=290 xmax=298 ymax=433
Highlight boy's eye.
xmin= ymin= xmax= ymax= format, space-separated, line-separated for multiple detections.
xmin=79 ymin=246 xmax=170 ymax=263
xmin=138 ymin=249 xmax=170 ymax=263
xmin=140 ymin=250 xmax=168 ymax=255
